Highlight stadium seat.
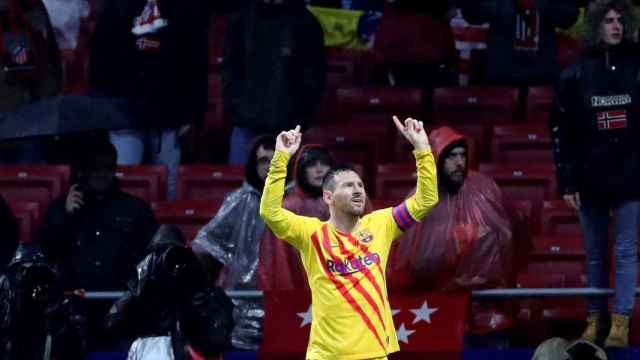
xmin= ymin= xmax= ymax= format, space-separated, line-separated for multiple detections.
xmin=315 ymin=47 xmax=359 ymax=124
xmin=375 ymin=163 xmax=416 ymax=201
xmin=0 ymin=165 xmax=70 ymax=218
xmin=432 ymin=86 xmax=519 ymax=124
xmin=152 ymin=200 xmax=223 ymax=244
xmin=115 ymin=165 xmax=168 ymax=203
xmin=336 ymin=87 xmax=422 ymax=129
xmin=304 ymin=124 xmax=388 ymax=195
xmin=491 ymin=124 xmax=553 ymax=164
xmin=176 ymin=165 xmax=245 ymax=201
xmin=7 ymin=201 xmax=40 ymax=243
xmin=540 ymin=200 xmax=582 ymax=237
xmin=526 ymin=86 xmax=553 ymax=123
xmin=479 ymin=163 xmax=557 ymax=232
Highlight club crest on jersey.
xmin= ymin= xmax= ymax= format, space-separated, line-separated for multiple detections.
xmin=356 ymin=229 xmax=374 ymax=243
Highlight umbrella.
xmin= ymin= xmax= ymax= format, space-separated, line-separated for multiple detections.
xmin=0 ymin=95 xmax=143 ymax=140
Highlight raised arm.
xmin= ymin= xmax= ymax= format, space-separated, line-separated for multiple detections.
xmin=259 ymin=127 xmax=315 ymax=250
xmin=392 ymin=117 xmax=439 ymax=230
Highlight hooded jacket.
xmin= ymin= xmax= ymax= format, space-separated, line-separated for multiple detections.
xmin=551 ymin=42 xmax=640 ymax=201
xmin=222 ymin=0 xmax=327 ymax=133
xmin=257 ymin=145 xmax=333 ymax=291
xmin=387 ymin=127 xmax=522 ymax=334
xmin=0 ymin=244 xmax=87 ymax=360
xmin=108 ymin=225 xmax=234 ymax=360
xmin=191 ymin=137 xmax=274 ymax=350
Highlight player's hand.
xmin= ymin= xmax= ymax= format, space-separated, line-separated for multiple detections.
xmin=393 ymin=116 xmax=430 ymax=150
xmin=65 ymin=184 xmax=84 ymax=214
xmin=563 ymin=192 xmax=581 ymax=210
xmin=275 ymin=125 xmax=302 ymax=156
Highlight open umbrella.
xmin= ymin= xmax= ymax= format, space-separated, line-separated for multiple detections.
xmin=0 ymin=95 xmax=142 ymax=140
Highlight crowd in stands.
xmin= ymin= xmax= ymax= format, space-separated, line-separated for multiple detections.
xmin=1 ymin=0 xmax=640 ymax=358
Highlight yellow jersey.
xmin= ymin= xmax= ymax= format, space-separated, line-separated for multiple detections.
xmin=260 ymin=148 xmax=438 ymax=360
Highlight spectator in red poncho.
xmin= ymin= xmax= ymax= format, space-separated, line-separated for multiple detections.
xmin=257 ymin=145 xmax=334 ymax=291
xmin=387 ymin=126 xmax=530 ymax=348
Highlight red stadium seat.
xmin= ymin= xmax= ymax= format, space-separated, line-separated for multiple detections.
xmin=540 ymin=200 xmax=582 ymax=237
xmin=176 ymin=165 xmax=245 ymax=201
xmin=7 ymin=201 xmax=40 ymax=243
xmin=526 ymin=86 xmax=554 ymax=123
xmin=152 ymin=200 xmax=223 ymax=244
xmin=491 ymin=124 xmax=553 ymax=164
xmin=375 ymin=163 xmax=416 ymax=201
xmin=0 ymin=165 xmax=70 ymax=218
xmin=304 ymin=124 xmax=388 ymax=195
xmin=315 ymin=50 xmax=358 ymax=124
xmin=479 ymin=163 xmax=557 ymax=232
xmin=432 ymin=86 xmax=519 ymax=124
xmin=116 ymin=165 xmax=167 ymax=203
xmin=336 ymin=87 xmax=422 ymax=129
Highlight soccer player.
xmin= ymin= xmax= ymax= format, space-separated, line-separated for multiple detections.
xmin=259 ymin=116 xmax=438 ymax=359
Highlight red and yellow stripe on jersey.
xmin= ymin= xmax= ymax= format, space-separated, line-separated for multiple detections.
xmin=260 ymin=148 xmax=438 ymax=360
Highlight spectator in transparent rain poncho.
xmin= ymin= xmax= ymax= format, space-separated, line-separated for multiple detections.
xmin=191 ymin=134 xmax=275 ymax=351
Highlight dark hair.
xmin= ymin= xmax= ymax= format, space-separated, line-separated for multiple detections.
xmin=296 ymin=146 xmax=334 ymax=197
xmin=321 ymin=164 xmax=360 ymax=192
xmin=71 ymin=138 xmax=117 ymax=182
xmin=245 ymin=134 xmax=276 ymax=190
xmin=583 ymin=0 xmax=639 ymax=51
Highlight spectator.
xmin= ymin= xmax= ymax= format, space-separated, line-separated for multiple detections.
xmin=89 ymin=0 xmax=241 ymax=199
xmin=36 ymin=138 xmax=158 ymax=350
xmin=550 ymin=0 xmax=640 ymax=348
xmin=0 ymin=0 xmax=62 ymax=164
xmin=258 ymin=145 xmax=334 ymax=291
xmin=387 ymin=126 xmax=529 ymax=348
xmin=459 ymin=0 xmax=579 ymax=86
xmin=0 ymin=194 xmax=19 ymax=267
xmin=223 ymin=0 xmax=326 ymax=165
xmin=191 ymin=134 xmax=275 ymax=351
xmin=37 ymin=138 xmax=157 ymax=292
xmin=107 ymin=225 xmax=234 ymax=360
xmin=0 ymin=243 xmax=88 ymax=360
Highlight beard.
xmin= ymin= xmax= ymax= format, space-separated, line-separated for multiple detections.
xmin=441 ymin=170 xmax=465 ymax=194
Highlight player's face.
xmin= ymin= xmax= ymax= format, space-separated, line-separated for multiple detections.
xmin=601 ymin=9 xmax=623 ymax=47
xmin=329 ymin=171 xmax=366 ymax=216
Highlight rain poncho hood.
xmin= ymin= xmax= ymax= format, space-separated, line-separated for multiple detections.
xmin=387 ymin=126 xmax=520 ymax=334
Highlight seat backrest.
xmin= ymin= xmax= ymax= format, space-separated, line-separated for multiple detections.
xmin=176 ymin=165 xmax=245 ymax=201
xmin=7 ymin=200 xmax=40 ymax=243
xmin=526 ymin=86 xmax=553 ymax=123
xmin=336 ymin=87 xmax=422 ymax=126
xmin=375 ymin=163 xmax=416 ymax=201
xmin=491 ymin=124 xmax=553 ymax=164
xmin=540 ymin=200 xmax=582 ymax=237
xmin=0 ymin=165 xmax=70 ymax=218
xmin=433 ymin=86 xmax=519 ymax=124
xmin=116 ymin=165 xmax=168 ymax=203
xmin=152 ymin=200 xmax=223 ymax=245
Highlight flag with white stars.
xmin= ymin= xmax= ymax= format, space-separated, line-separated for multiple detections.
xmin=260 ymin=290 xmax=469 ymax=359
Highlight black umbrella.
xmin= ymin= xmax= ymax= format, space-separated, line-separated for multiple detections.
xmin=0 ymin=95 xmax=142 ymax=140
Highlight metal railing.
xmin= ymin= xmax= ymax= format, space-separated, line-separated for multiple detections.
xmin=84 ymin=288 xmax=626 ymax=301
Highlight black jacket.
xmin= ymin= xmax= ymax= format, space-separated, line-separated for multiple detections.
xmin=222 ymin=1 xmax=327 ymax=133
xmin=37 ymin=184 xmax=158 ymax=291
xmin=459 ymin=0 xmax=578 ymax=85
xmin=0 ymin=244 xmax=87 ymax=360
xmin=551 ymin=44 xmax=640 ymax=201
xmin=89 ymin=0 xmax=240 ymax=129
